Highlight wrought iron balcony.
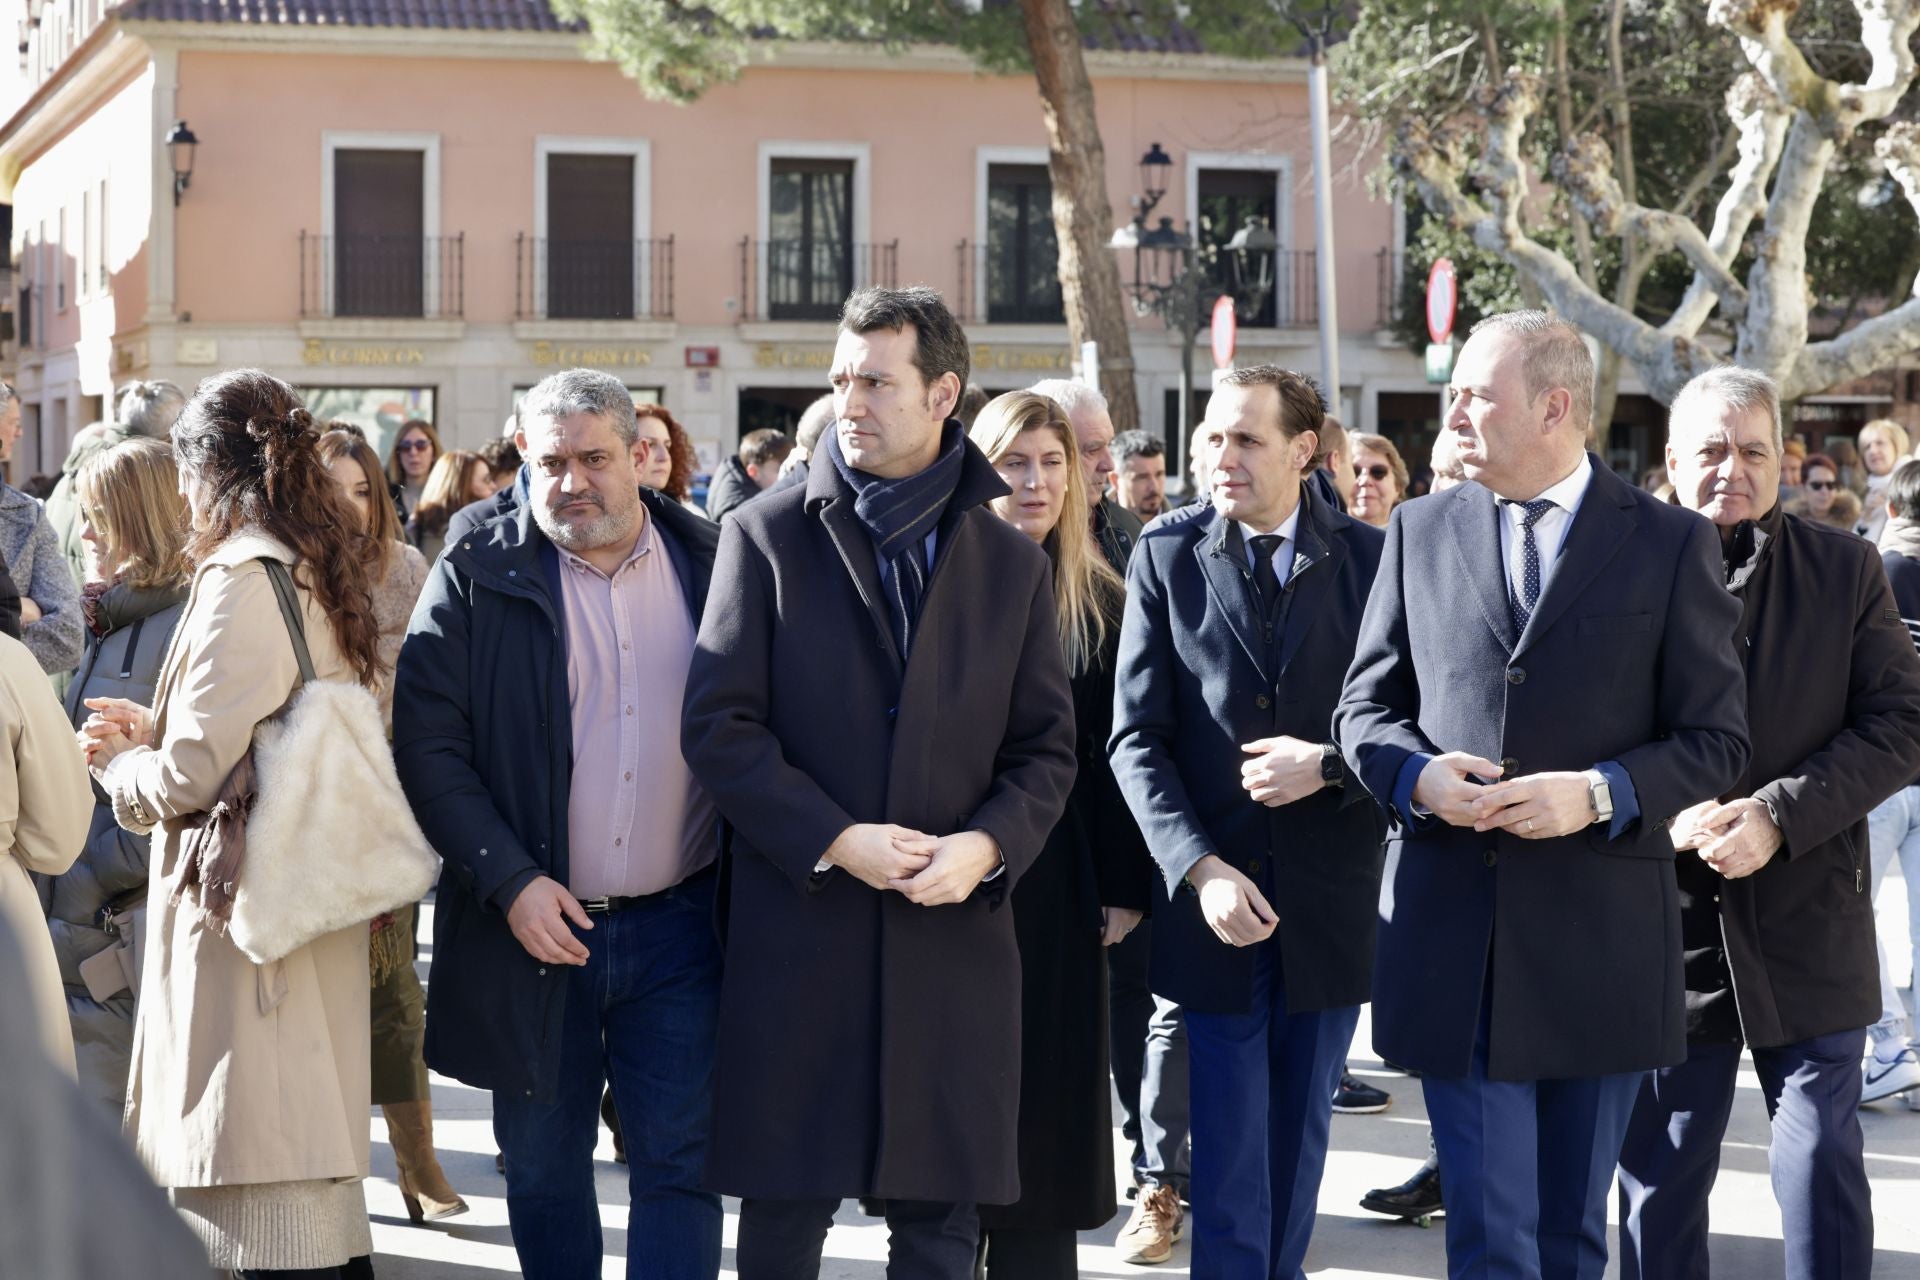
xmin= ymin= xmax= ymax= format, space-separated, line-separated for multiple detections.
xmin=515 ymin=235 xmax=674 ymax=322
xmin=299 ymin=232 xmax=465 ymax=320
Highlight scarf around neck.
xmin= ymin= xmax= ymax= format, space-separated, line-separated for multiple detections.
xmin=1883 ymin=515 xmax=1920 ymax=561
xmin=825 ymin=420 xmax=967 ymax=656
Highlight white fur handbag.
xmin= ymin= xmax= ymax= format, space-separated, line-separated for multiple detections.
xmin=225 ymin=559 xmax=440 ymax=966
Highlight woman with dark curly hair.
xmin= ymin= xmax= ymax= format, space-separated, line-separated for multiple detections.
xmin=84 ymin=369 xmax=385 ymax=1279
xmin=633 ymin=402 xmax=707 ymax=515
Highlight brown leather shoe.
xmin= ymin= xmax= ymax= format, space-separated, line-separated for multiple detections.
xmin=1117 ymin=1184 xmax=1183 ymax=1265
xmin=383 ymin=1101 xmax=470 ymax=1223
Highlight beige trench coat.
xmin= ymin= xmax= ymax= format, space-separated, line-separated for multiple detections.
xmin=108 ymin=532 xmax=371 ymax=1189
xmin=0 ymin=633 xmax=92 ymax=1075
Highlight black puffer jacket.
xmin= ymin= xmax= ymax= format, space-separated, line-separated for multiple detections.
xmin=40 ymin=581 xmax=187 ymax=1117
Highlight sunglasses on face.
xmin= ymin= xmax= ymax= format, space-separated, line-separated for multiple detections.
xmin=398 ymin=439 xmax=434 ymax=454
xmin=1807 ymin=479 xmax=1837 ymax=491
xmin=1353 ymin=463 xmax=1391 ymax=482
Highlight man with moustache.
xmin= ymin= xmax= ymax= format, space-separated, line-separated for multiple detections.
xmin=395 ymin=368 xmax=724 ymax=1280
xmin=1616 ymin=367 xmax=1920 ymax=1280
xmin=1335 ymin=311 xmax=1750 ymax=1280
xmin=1112 ymin=366 xmax=1385 ymax=1279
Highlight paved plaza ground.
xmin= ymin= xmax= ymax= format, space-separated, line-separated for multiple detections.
xmin=366 ymin=872 xmax=1920 ymax=1280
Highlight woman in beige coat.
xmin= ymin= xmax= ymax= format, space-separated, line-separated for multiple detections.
xmin=85 ymin=369 xmax=388 ymax=1280
xmin=0 ymin=629 xmax=92 ymax=1074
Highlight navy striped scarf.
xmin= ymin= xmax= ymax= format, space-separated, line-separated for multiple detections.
xmin=826 ymin=421 xmax=966 ymax=658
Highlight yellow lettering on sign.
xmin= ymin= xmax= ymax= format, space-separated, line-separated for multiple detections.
xmin=531 ymin=341 xmax=655 ymax=368
xmin=972 ymin=344 xmax=1071 ymax=372
xmin=303 ymin=341 xmax=426 ymax=367
xmin=754 ymin=345 xmax=835 ymax=370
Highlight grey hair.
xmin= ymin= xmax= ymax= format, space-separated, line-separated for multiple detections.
xmin=1028 ymin=378 xmax=1109 ymax=421
xmin=518 ymin=367 xmax=638 ymax=445
xmin=0 ymin=383 xmax=15 ymax=413
xmin=115 ymin=379 xmax=188 ymax=439
xmin=1669 ymin=365 xmax=1783 ymax=451
xmin=795 ymin=394 xmax=837 ymax=453
xmin=1468 ymin=310 xmax=1595 ymax=435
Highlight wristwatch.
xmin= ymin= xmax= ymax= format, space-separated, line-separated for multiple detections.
xmin=1320 ymin=743 xmax=1346 ymax=788
xmin=1584 ymin=769 xmax=1614 ymax=825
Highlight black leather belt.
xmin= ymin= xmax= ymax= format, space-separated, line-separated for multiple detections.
xmin=578 ymin=862 xmax=715 ymax=914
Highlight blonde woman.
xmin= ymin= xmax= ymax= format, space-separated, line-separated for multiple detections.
xmin=405 ymin=449 xmax=487 ymax=565
xmin=44 ymin=439 xmax=192 ymax=1117
xmin=968 ymin=391 xmax=1154 ymax=1278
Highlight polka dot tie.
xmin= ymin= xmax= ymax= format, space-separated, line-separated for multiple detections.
xmin=1505 ymin=498 xmax=1557 ymax=633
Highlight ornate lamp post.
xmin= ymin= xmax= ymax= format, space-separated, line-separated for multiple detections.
xmin=1111 ymin=143 xmax=1278 ymax=464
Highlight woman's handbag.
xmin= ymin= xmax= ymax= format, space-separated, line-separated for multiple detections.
xmin=224 ymin=559 xmax=440 ymax=966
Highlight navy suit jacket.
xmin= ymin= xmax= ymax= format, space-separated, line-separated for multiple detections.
xmin=1332 ymin=458 xmax=1750 ymax=1080
xmin=1110 ymin=480 xmax=1386 ymax=1015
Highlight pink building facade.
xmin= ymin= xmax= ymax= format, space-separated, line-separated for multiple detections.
xmin=0 ymin=0 xmax=1432 ymax=479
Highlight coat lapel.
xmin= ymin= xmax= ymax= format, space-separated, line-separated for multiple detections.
xmin=1445 ymin=483 xmax=1519 ymax=653
xmin=817 ymin=496 xmax=906 ymax=679
xmin=1275 ymin=498 xmax=1347 ymax=680
xmin=1194 ymin=510 xmax=1273 ymax=685
xmin=1515 ymin=462 xmax=1638 ymax=656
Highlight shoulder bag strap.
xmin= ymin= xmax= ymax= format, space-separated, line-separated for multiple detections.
xmin=259 ymin=558 xmax=317 ymax=687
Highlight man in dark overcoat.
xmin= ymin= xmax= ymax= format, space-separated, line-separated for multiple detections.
xmin=681 ymin=286 xmax=1078 ymax=1280
xmin=1616 ymin=367 xmax=1920 ymax=1280
xmin=1110 ymin=365 xmax=1385 ymax=1280
xmin=1333 ymin=311 xmax=1750 ymax=1280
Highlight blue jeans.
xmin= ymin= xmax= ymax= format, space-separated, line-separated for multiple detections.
xmin=493 ymin=870 xmax=723 ymax=1280
xmin=1867 ymin=786 xmax=1920 ymax=1037
xmin=1184 ymin=938 xmax=1357 ymax=1280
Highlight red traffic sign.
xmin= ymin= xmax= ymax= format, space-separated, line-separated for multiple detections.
xmin=1211 ymin=295 xmax=1237 ymax=369
xmin=1427 ymin=257 xmax=1458 ymax=344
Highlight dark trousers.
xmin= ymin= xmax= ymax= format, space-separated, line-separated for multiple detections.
xmin=492 ymin=872 xmax=723 ymax=1280
xmin=1422 ymin=995 xmax=1643 ymax=1280
xmin=1107 ymin=921 xmax=1193 ymax=1196
xmin=1616 ymin=1029 xmax=1873 ymax=1280
xmin=1183 ymin=937 xmax=1356 ymax=1280
xmin=980 ymin=1226 xmax=1078 ymax=1280
xmin=737 ymin=1198 xmax=980 ymax=1280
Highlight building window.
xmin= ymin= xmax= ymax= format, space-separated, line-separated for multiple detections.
xmin=333 ymin=148 xmax=425 ymax=317
xmin=985 ymin=163 xmax=1063 ymax=325
xmin=54 ymin=209 xmax=66 ymax=312
xmin=767 ymin=158 xmax=853 ymax=321
xmin=300 ymin=387 xmax=437 ymax=460
xmin=1196 ymin=168 xmax=1280 ymax=328
xmin=545 ymin=152 xmax=636 ymax=320
xmin=96 ymin=179 xmax=108 ymax=294
xmin=79 ymin=190 xmax=91 ymax=302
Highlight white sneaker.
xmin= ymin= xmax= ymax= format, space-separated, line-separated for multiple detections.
xmin=1861 ymin=1043 xmax=1920 ymax=1104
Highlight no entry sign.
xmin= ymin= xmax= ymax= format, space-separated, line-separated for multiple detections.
xmin=1427 ymin=258 xmax=1458 ymax=345
xmin=1211 ymin=294 xmax=1237 ymax=369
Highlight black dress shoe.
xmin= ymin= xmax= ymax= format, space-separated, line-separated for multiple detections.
xmin=1360 ymin=1159 xmax=1443 ymax=1221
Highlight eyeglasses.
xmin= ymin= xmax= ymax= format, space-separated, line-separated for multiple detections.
xmin=397 ymin=438 xmax=434 ymax=454
xmin=1353 ymin=463 xmax=1391 ymax=482
xmin=1806 ymin=479 xmax=1837 ymax=491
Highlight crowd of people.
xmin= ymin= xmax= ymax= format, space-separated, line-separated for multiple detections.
xmin=1 ymin=288 xmax=1918 ymax=1280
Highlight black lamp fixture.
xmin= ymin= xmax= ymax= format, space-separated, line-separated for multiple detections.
xmin=165 ymin=120 xmax=198 ymax=206
xmin=1138 ymin=142 xmax=1173 ymax=210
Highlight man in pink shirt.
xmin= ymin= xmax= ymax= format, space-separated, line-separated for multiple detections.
xmin=395 ymin=367 xmax=723 ymax=1280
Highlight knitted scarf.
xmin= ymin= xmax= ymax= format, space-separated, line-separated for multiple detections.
xmin=825 ymin=421 xmax=966 ymax=659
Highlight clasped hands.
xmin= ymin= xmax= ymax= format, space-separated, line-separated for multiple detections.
xmin=824 ymin=823 xmax=1003 ymax=906
xmin=1670 ymin=796 xmax=1781 ymax=880
xmin=1412 ymin=753 xmax=1597 ymax=839
xmin=76 ymin=696 xmax=153 ymax=771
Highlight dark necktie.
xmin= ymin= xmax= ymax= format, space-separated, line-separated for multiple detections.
xmin=1250 ymin=534 xmax=1284 ymax=617
xmin=1504 ymin=498 xmax=1556 ymax=633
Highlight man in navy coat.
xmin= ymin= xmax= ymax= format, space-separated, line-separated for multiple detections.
xmin=1334 ymin=311 xmax=1750 ymax=1280
xmin=1111 ymin=365 xmax=1386 ymax=1280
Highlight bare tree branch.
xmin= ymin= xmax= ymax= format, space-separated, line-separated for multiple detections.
xmin=1662 ymin=73 xmax=1789 ymax=340
xmin=1793 ymin=294 xmax=1920 ymax=394
xmin=1877 ymin=121 xmax=1920 ymax=298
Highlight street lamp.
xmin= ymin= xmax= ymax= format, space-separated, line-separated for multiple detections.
xmin=165 ymin=120 xmax=198 ymax=206
xmin=1112 ymin=146 xmax=1278 ymax=469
